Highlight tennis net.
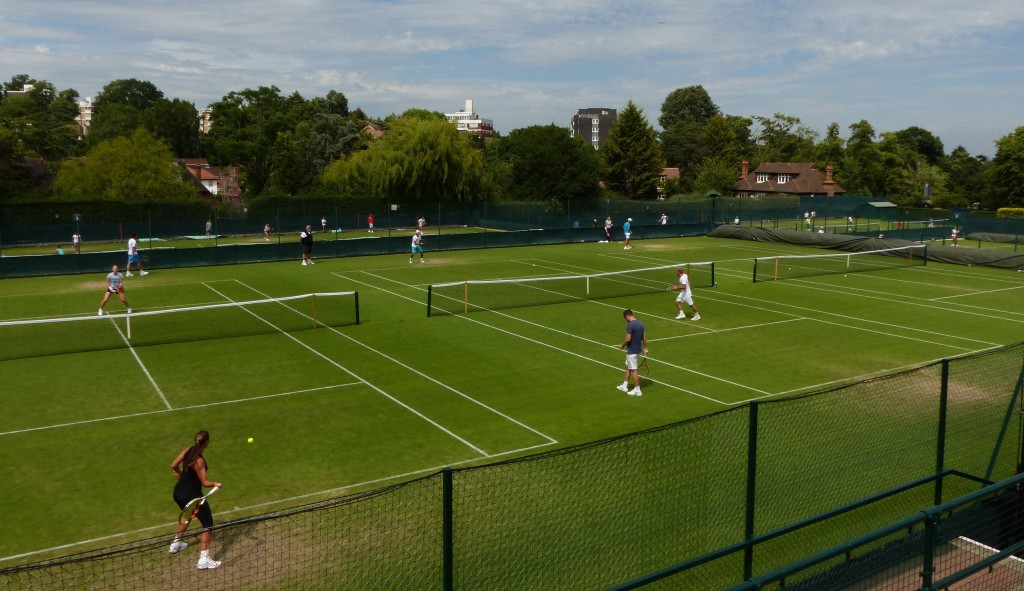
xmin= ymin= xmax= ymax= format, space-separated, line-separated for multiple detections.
xmin=427 ymin=262 xmax=715 ymax=316
xmin=753 ymin=245 xmax=927 ymax=282
xmin=0 ymin=291 xmax=359 ymax=361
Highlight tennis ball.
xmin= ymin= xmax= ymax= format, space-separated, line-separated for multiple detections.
xmin=247 ymin=437 xmax=254 ymax=443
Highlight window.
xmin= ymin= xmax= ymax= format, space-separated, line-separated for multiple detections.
xmin=756 ymin=173 xmax=769 ymax=183
xmin=777 ymin=174 xmax=791 ymax=183
xmin=592 ymin=118 xmax=600 ymax=125
xmin=592 ymin=134 xmax=599 ymax=143
xmin=592 ymin=125 xmax=599 ymax=133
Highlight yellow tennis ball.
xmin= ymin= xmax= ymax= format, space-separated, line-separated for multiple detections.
xmin=247 ymin=437 xmax=254 ymax=443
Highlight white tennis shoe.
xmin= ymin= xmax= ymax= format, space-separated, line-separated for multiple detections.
xmin=691 ymin=314 xmax=701 ymax=321
xmin=140 ymin=270 xmax=149 ymax=276
xmin=168 ymin=540 xmax=188 ymax=554
xmin=629 ymin=388 xmax=642 ymax=396
xmin=98 ymin=309 xmax=103 ymax=316
xmin=675 ymin=312 xmax=685 ymax=319
xmin=197 ymin=556 xmax=221 ymax=570
xmin=616 ymin=383 xmax=629 ymax=393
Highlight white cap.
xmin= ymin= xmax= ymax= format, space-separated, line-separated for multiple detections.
xmin=627 ymin=218 xmax=632 ymax=222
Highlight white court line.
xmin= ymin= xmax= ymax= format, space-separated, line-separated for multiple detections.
xmin=229 ymin=280 xmax=557 ymax=449
xmin=200 ymin=282 xmax=493 ymax=457
xmin=0 ymin=384 xmax=358 ymax=437
xmin=0 ymin=438 xmax=555 ymax=565
xmin=352 ymin=271 xmax=741 ymax=404
xmin=109 ymin=317 xmax=172 ymax=411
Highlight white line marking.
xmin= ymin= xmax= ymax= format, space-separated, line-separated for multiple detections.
xmin=200 ymin=281 xmax=492 ymax=457
xmin=0 ymin=384 xmax=359 ymax=437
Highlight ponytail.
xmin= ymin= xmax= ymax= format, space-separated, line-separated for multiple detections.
xmin=182 ymin=430 xmax=209 ymax=470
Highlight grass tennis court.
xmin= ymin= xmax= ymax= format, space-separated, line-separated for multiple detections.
xmin=1 ymin=235 xmax=1022 ymax=567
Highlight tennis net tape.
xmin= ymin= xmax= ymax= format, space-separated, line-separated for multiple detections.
xmin=427 ymin=262 xmax=715 ymax=316
xmin=0 ymin=291 xmax=359 ymax=361
xmin=753 ymin=245 xmax=927 ymax=282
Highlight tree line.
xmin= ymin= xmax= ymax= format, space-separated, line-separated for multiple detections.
xmin=2 ymin=74 xmax=1023 ymax=211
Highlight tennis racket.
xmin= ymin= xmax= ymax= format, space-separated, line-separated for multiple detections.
xmin=178 ymin=486 xmax=220 ymax=526
xmin=638 ymin=356 xmax=649 ymax=379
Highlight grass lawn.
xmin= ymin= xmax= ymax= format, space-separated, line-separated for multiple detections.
xmin=1 ymin=234 xmax=1022 ymax=567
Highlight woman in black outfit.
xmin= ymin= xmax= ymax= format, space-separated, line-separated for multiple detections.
xmin=169 ymin=430 xmax=223 ymax=570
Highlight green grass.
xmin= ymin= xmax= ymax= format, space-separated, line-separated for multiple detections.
xmin=1 ymin=235 xmax=1022 ymax=567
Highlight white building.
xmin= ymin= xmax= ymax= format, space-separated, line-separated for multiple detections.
xmin=444 ymin=99 xmax=494 ymax=139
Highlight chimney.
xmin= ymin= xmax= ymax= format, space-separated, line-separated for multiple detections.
xmin=740 ymin=160 xmax=749 ymax=179
xmin=824 ymin=164 xmax=836 ymax=197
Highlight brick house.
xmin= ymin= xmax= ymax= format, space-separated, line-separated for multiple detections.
xmin=733 ymin=161 xmax=844 ymax=197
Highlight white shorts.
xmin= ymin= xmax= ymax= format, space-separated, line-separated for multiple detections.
xmin=624 ymin=353 xmax=639 ymax=370
xmin=624 ymin=232 xmax=631 ymax=239
xmin=676 ymin=291 xmax=694 ymax=305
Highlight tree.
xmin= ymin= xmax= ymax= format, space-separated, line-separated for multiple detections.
xmin=693 ymin=159 xmax=740 ymax=196
xmin=0 ymin=81 xmax=80 ymax=161
xmin=892 ymin=126 xmax=944 ymax=165
xmin=322 ymin=116 xmax=491 ymax=202
xmin=815 ymin=123 xmax=845 ymax=171
xmin=602 ymin=101 xmax=664 ymax=200
xmin=658 ymin=86 xmax=719 ymax=130
xmin=992 ymin=126 xmax=1024 ymax=207
xmin=88 ymin=79 xmax=165 ymax=146
xmin=941 ymin=146 xmax=993 ymax=207
xmin=205 ymin=86 xmax=296 ymax=196
xmin=53 ymin=128 xmax=197 ymax=202
xmin=751 ymin=113 xmax=817 ymax=163
xmin=141 ymin=98 xmax=202 ymax=157
xmin=490 ymin=124 xmax=600 ymax=203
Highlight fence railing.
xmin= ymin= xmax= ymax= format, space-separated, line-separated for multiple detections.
xmin=3 ymin=341 xmax=1022 ymax=591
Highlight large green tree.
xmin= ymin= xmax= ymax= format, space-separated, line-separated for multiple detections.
xmin=322 ymin=116 xmax=490 ymax=202
xmin=658 ymin=85 xmax=719 ymax=130
xmin=602 ymin=100 xmax=664 ymax=200
xmin=205 ymin=86 xmax=298 ymax=196
xmin=88 ymin=78 xmax=165 ymax=146
xmin=941 ymin=147 xmax=993 ymax=207
xmin=53 ymin=128 xmax=197 ymax=202
xmin=892 ymin=126 xmax=945 ymax=165
xmin=992 ymin=126 xmax=1024 ymax=207
xmin=752 ymin=113 xmax=817 ymax=163
xmin=489 ymin=124 xmax=600 ymax=203
xmin=141 ymin=98 xmax=202 ymax=157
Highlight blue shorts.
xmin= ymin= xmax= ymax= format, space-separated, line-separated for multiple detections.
xmin=412 ymin=246 xmax=423 ymax=254
xmin=128 ymin=253 xmax=140 ymax=264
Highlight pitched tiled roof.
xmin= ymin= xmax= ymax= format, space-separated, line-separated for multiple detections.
xmin=733 ymin=162 xmax=844 ymax=196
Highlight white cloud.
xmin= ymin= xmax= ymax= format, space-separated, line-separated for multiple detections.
xmin=2 ymin=0 xmax=1022 ymax=155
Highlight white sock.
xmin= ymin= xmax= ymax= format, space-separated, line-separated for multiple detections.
xmin=200 ymin=549 xmax=210 ymax=558
xmin=622 ymin=381 xmax=628 ymax=388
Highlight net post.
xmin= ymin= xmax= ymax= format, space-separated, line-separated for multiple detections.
xmin=586 ymin=275 xmax=590 ymax=295
xmin=463 ymin=282 xmax=468 ymax=314
xmin=774 ymin=256 xmax=779 ymax=281
xmin=126 ymin=315 xmax=131 ymax=340
xmin=753 ymin=258 xmax=758 ymax=283
xmin=312 ymin=294 xmax=317 ymax=329
xmin=427 ymin=286 xmax=433 ymax=317
xmin=354 ymin=291 xmax=360 ymax=324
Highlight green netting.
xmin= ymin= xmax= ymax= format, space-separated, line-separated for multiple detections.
xmin=2 ymin=343 xmax=1022 ymax=591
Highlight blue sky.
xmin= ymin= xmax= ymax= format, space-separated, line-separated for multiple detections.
xmin=2 ymin=0 xmax=1023 ymax=157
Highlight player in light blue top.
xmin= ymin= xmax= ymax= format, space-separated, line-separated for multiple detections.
xmin=99 ymin=264 xmax=131 ymax=315
xmin=622 ymin=218 xmax=633 ymax=250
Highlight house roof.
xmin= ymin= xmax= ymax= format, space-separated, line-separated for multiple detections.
xmin=733 ymin=162 xmax=845 ymax=196
xmin=660 ymin=167 xmax=680 ymax=179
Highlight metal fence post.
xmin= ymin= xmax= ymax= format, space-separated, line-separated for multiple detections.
xmin=744 ymin=401 xmax=759 ymax=580
xmin=935 ymin=359 xmax=949 ymax=505
xmin=443 ymin=467 xmax=454 ymax=591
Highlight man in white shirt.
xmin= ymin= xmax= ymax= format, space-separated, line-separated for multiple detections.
xmin=671 ymin=268 xmax=700 ymax=320
xmin=125 ymin=233 xmax=148 ymax=276
xmin=410 ymin=230 xmax=424 ymax=263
